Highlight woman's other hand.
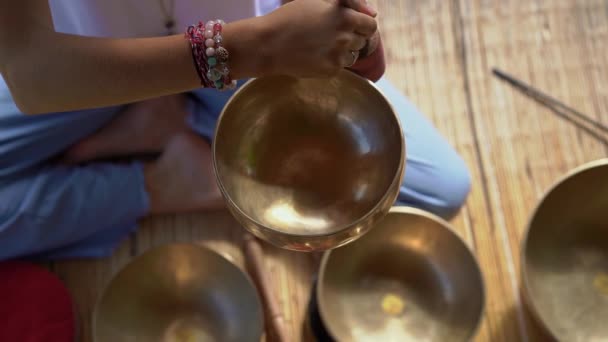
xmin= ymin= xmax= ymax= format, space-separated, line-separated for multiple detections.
xmin=340 ymin=0 xmax=386 ymax=81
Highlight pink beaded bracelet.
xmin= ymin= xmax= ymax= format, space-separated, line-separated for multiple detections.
xmin=185 ymin=20 xmax=237 ymax=91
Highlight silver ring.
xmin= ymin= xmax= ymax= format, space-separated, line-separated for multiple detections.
xmin=347 ymin=50 xmax=359 ymax=67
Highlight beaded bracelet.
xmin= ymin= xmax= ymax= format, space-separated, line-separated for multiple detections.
xmin=185 ymin=20 xmax=237 ymax=91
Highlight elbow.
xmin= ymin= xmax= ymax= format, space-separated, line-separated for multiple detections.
xmin=11 ymin=93 xmax=41 ymax=115
xmin=6 ymin=88 xmax=35 ymax=115
xmin=1 ymin=30 xmax=57 ymax=114
xmin=1 ymin=49 xmax=49 ymax=114
xmin=1 ymin=70 xmax=44 ymax=115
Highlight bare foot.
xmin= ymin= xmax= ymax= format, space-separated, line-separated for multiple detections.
xmin=64 ymin=95 xmax=190 ymax=163
xmin=144 ymin=132 xmax=224 ymax=214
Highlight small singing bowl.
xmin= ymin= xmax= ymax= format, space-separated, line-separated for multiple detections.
xmin=522 ymin=159 xmax=608 ymax=341
xmin=317 ymin=207 xmax=485 ymax=341
xmin=213 ymin=70 xmax=405 ymax=252
xmin=93 ymin=243 xmax=264 ymax=342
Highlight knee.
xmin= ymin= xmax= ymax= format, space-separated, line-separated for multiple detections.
xmin=376 ymin=77 xmax=472 ymax=219
xmin=434 ymin=156 xmax=471 ymax=218
xmin=399 ymin=153 xmax=472 ymax=220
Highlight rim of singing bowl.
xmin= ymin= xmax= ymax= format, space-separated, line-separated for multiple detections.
xmin=317 ymin=206 xmax=486 ymax=341
xmin=521 ymin=158 xmax=608 ymax=340
xmin=92 ymin=243 xmax=264 ymax=342
xmin=212 ymin=70 xmax=405 ymax=241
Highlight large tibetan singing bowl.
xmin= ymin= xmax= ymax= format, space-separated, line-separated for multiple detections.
xmin=523 ymin=159 xmax=608 ymax=341
xmin=94 ymin=244 xmax=264 ymax=342
xmin=213 ymin=70 xmax=405 ymax=251
xmin=318 ymin=207 xmax=485 ymax=341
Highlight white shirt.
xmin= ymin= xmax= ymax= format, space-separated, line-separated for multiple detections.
xmin=49 ymin=0 xmax=281 ymax=37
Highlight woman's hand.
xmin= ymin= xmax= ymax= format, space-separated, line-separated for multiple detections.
xmin=340 ymin=0 xmax=378 ymax=18
xmin=225 ymin=0 xmax=378 ymax=79
xmin=348 ymin=32 xmax=385 ymax=81
xmin=338 ymin=0 xmax=385 ymax=81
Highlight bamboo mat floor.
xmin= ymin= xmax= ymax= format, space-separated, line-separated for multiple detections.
xmin=51 ymin=1 xmax=608 ymax=341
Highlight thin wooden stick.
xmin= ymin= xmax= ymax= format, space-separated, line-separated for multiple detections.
xmin=243 ymin=234 xmax=289 ymax=342
xmin=492 ymin=68 xmax=608 ymax=134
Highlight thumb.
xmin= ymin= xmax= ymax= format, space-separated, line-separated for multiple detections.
xmin=339 ymin=0 xmax=377 ymax=17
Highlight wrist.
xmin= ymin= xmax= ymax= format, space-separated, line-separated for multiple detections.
xmin=222 ymin=17 xmax=274 ymax=79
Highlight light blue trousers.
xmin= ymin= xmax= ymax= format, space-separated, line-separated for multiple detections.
xmin=0 ymin=78 xmax=470 ymax=260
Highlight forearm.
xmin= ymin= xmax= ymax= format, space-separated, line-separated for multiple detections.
xmin=2 ymin=18 xmax=266 ymax=114
xmin=4 ymin=32 xmax=196 ymax=114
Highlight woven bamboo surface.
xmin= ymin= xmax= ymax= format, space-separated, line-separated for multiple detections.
xmin=52 ymin=1 xmax=608 ymax=341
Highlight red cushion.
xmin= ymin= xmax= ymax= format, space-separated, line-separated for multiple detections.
xmin=0 ymin=261 xmax=75 ymax=342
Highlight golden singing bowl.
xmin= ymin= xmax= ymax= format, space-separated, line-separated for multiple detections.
xmin=318 ymin=207 xmax=485 ymax=341
xmin=213 ymin=70 xmax=405 ymax=251
xmin=93 ymin=243 xmax=264 ymax=342
xmin=522 ymin=159 xmax=608 ymax=341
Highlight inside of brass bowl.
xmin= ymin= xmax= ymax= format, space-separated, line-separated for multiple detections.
xmin=214 ymin=71 xmax=403 ymax=236
xmin=318 ymin=208 xmax=484 ymax=342
xmin=524 ymin=160 xmax=608 ymax=340
xmin=94 ymin=244 xmax=263 ymax=342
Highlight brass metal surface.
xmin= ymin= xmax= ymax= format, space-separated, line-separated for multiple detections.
xmin=94 ymin=243 xmax=263 ymax=342
xmin=213 ymin=70 xmax=405 ymax=251
xmin=317 ymin=207 xmax=485 ymax=341
xmin=523 ymin=159 xmax=608 ymax=341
